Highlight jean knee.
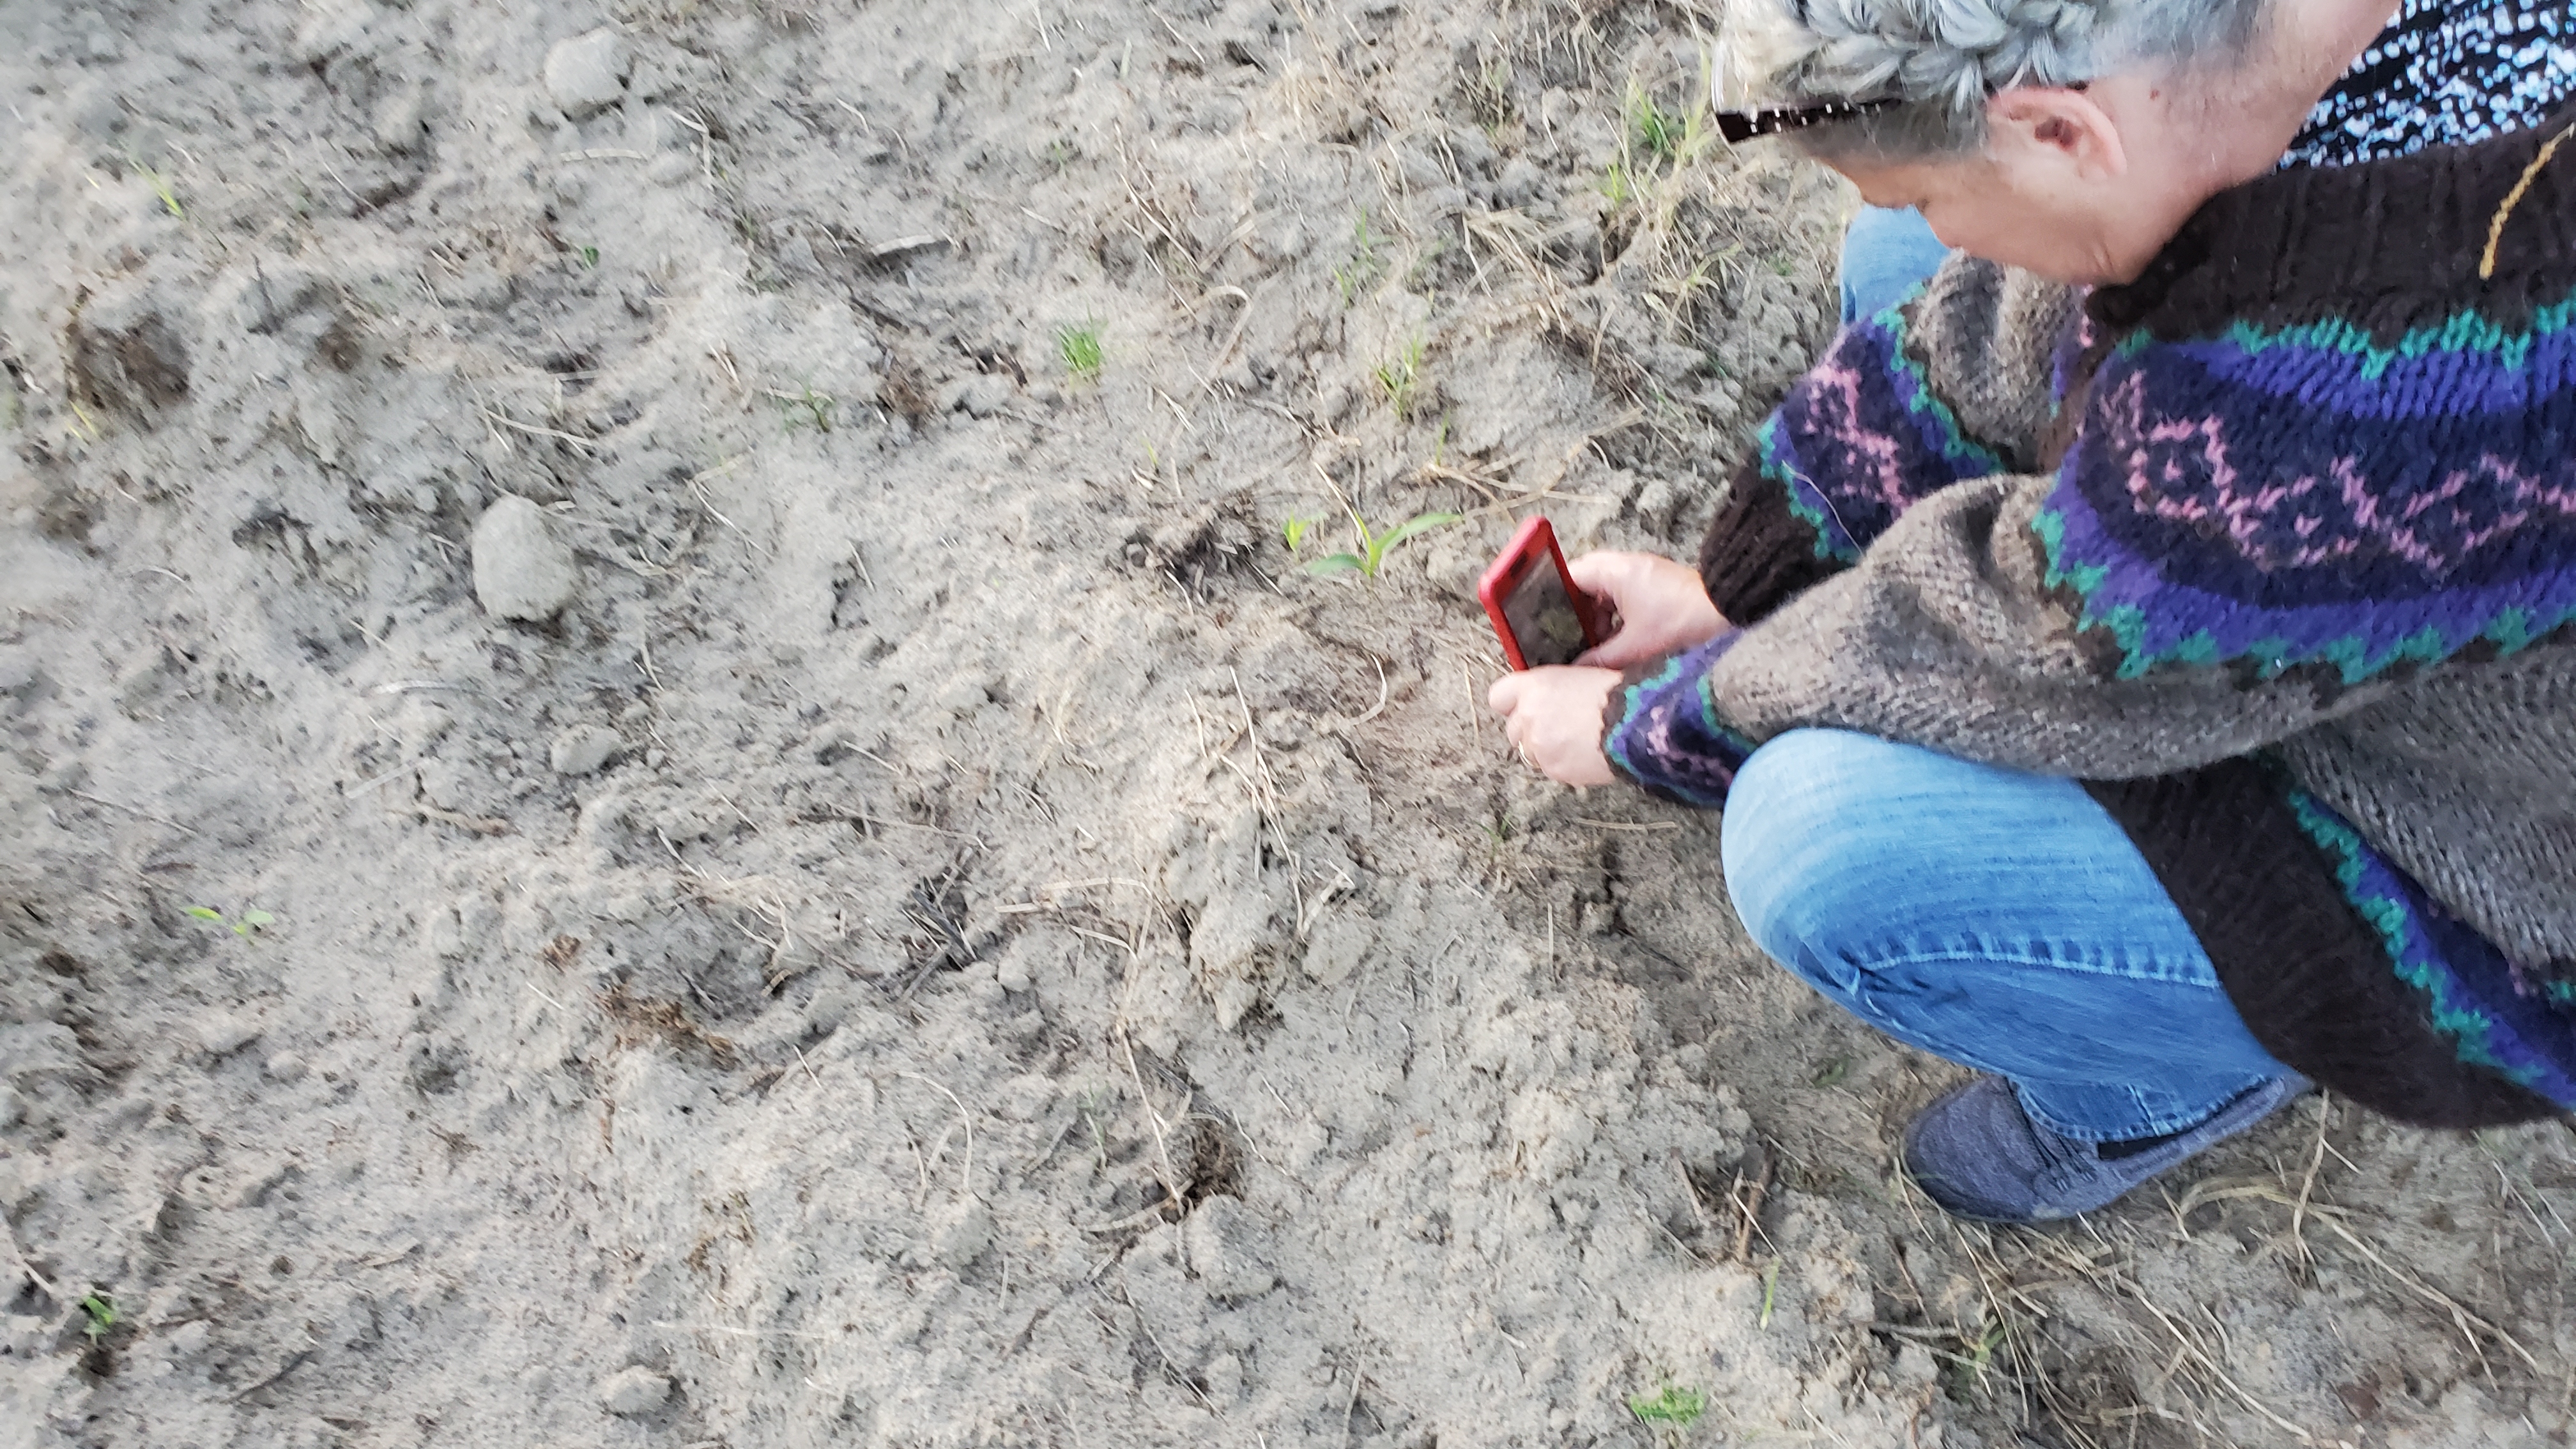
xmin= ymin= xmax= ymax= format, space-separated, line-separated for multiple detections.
xmin=1720 ymin=729 xmax=1892 ymax=995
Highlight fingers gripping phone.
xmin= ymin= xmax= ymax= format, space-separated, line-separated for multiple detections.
xmin=1478 ymin=516 xmax=1608 ymax=670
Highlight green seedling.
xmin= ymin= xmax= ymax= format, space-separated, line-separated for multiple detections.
xmin=1627 ymin=82 xmax=1685 ymax=163
xmin=1080 ymin=1087 xmax=1110 ymax=1170
xmin=186 ymin=906 xmax=274 ymax=939
xmin=578 ymin=245 xmax=601 ymax=268
xmin=1373 ymin=335 xmax=1426 ymax=420
xmin=1628 ymin=1384 xmax=1706 ymax=1426
xmin=1600 ymin=160 xmax=1635 ymax=207
xmin=1304 ymin=508 xmax=1461 ymax=579
xmin=779 ymin=383 xmax=836 ymax=434
xmin=1333 ymin=210 xmax=1389 ymax=304
xmin=79 ymin=1294 xmax=118 ymax=1344
xmin=1282 ymin=515 xmax=1314 ymax=553
xmin=1758 ymin=1258 xmax=1781 ymax=1328
xmin=126 ymin=152 xmax=183 ymax=218
xmin=1057 ymin=321 xmax=1105 ymax=382
xmin=1811 ymin=1055 xmax=1852 ymax=1088
xmin=1471 ymin=53 xmax=1517 ymax=131
xmin=1964 ymin=1319 xmax=2006 ymax=1381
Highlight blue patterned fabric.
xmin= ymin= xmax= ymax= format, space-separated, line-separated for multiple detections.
xmin=2283 ymin=0 xmax=2576 ymax=169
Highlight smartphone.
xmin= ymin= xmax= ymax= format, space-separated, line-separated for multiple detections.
xmin=1478 ymin=516 xmax=1607 ymax=670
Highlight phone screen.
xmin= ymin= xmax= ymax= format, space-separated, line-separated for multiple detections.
xmin=1504 ymin=558 xmax=1588 ymax=666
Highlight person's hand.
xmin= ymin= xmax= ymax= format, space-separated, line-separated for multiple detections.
xmin=1568 ymin=551 xmax=1728 ymax=668
xmin=1487 ymin=666 xmax=1620 ymax=786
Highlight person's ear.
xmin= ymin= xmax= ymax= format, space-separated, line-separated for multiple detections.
xmin=1986 ymin=87 xmax=2128 ymax=183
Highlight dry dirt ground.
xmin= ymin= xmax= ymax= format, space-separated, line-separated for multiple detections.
xmin=4 ymin=2 xmax=2575 ymax=1446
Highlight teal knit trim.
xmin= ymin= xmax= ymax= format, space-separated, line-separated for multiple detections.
xmin=2031 ymin=504 xmax=2576 ymax=684
xmin=1601 ymin=652 xmax=1696 ymax=786
xmin=2285 ymin=791 xmax=2524 ymax=1080
xmin=2217 ymin=295 xmax=2576 ymax=378
xmin=1870 ymin=298 xmax=2007 ymax=482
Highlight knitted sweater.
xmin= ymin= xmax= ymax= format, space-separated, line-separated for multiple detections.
xmin=1604 ymin=112 xmax=2576 ymax=1128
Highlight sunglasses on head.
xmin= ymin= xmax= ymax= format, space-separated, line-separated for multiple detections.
xmin=1715 ymin=95 xmax=1905 ymax=144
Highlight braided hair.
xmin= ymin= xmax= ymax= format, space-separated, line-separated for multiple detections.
xmin=1729 ymin=0 xmax=2269 ymax=158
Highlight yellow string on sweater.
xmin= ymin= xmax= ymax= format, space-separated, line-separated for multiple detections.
xmin=2480 ymin=121 xmax=2576 ymax=280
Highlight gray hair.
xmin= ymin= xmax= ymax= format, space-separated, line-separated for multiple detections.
xmin=1730 ymin=0 xmax=2270 ymax=159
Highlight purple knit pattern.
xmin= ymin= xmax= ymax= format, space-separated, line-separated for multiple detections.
xmin=2037 ymin=319 xmax=2576 ymax=682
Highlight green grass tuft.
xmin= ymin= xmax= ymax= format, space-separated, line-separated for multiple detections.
xmin=1628 ymin=1385 xmax=1705 ymax=1426
xmin=1057 ymin=321 xmax=1105 ymax=381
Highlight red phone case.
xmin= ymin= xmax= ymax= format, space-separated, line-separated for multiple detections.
xmin=1477 ymin=516 xmax=1606 ymax=670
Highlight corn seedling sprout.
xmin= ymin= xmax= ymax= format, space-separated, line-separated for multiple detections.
xmin=79 ymin=1294 xmax=118 ymax=1344
xmin=1374 ymin=334 xmax=1426 ymax=419
xmin=186 ymin=906 xmax=275 ymax=939
xmin=1304 ymin=508 xmax=1460 ymax=579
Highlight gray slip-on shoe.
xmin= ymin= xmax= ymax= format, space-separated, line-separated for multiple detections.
xmin=1902 ymin=1073 xmax=2312 ymax=1224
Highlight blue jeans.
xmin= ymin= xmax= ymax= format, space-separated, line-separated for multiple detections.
xmin=1837 ymin=206 xmax=1952 ymax=325
xmin=1721 ymin=730 xmax=2295 ymax=1142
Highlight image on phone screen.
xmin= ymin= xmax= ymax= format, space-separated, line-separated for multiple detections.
xmin=1504 ymin=562 xmax=1588 ymax=667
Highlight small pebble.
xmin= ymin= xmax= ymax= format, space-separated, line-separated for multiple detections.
xmin=544 ymin=29 xmax=631 ymax=119
xmin=471 ymin=496 xmax=579 ymax=622
xmin=549 ymin=724 xmax=622 ymax=776
xmin=196 ymin=1013 xmax=261 ymax=1057
xmin=263 ymin=1050 xmax=307 ymax=1083
xmin=596 ymin=1365 xmax=671 ymax=1417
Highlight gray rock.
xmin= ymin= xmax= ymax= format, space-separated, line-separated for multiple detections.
xmin=263 ymin=1050 xmax=307 ymax=1083
xmin=196 ymin=1013 xmax=261 ymax=1057
xmin=1183 ymin=1195 xmax=1276 ymax=1301
xmin=595 ymin=1365 xmax=670 ymax=1417
xmin=544 ymin=29 xmax=631 ymax=119
xmin=374 ymin=82 xmax=427 ymax=153
xmin=549 ymin=724 xmax=620 ymax=776
xmin=946 ymin=374 xmax=1016 ymax=418
xmin=471 ymin=496 xmax=579 ymax=621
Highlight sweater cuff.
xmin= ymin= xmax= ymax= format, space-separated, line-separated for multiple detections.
xmin=1696 ymin=451 xmax=1851 ymax=626
xmin=1598 ymin=632 xmax=1760 ymax=809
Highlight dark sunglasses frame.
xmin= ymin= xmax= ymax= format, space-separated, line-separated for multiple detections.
xmin=1715 ymin=96 xmax=1905 ymax=144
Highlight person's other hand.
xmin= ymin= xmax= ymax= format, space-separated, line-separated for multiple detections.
xmin=1567 ymin=551 xmax=1728 ymax=668
xmin=1487 ymin=666 xmax=1620 ymax=787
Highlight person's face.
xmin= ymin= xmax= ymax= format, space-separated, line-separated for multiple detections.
xmin=1826 ymin=84 xmax=2216 ymax=288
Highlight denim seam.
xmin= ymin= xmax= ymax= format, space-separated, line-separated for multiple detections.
xmin=1846 ymin=946 xmax=2219 ymax=992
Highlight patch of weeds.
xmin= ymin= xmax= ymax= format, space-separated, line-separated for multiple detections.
xmin=1334 ymin=210 xmax=1389 ymax=304
xmin=1810 ymin=1055 xmax=1852 ymax=1088
xmin=1372 ymin=334 xmax=1426 ymax=420
xmin=1045 ymin=137 xmax=1078 ymax=172
xmin=1768 ymin=254 xmax=1795 ymax=277
xmin=1305 ymin=507 xmax=1461 ymax=579
xmin=779 ymin=382 xmax=836 ymax=434
xmin=1627 ymin=82 xmax=1685 ymax=164
xmin=1469 ymin=52 xmax=1517 ymax=132
xmin=1628 ymin=1384 xmax=1705 ymax=1426
xmin=1056 ymin=320 xmax=1105 ymax=382
xmin=1600 ymin=160 xmax=1635 ymax=208
xmin=185 ymin=906 xmax=274 ymax=940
